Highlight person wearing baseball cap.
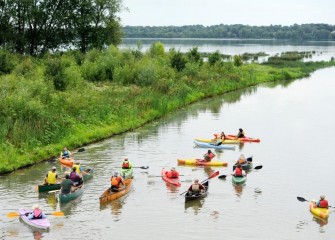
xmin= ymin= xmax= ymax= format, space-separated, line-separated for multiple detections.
xmin=44 ymin=166 xmax=59 ymax=185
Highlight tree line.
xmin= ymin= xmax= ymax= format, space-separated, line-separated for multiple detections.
xmin=123 ymin=24 xmax=335 ymax=41
xmin=0 ymin=0 xmax=123 ymax=55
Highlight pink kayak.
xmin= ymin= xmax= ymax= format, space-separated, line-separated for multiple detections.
xmin=18 ymin=208 xmax=50 ymax=230
xmin=226 ymin=134 xmax=260 ymax=142
xmin=161 ymin=168 xmax=181 ymax=187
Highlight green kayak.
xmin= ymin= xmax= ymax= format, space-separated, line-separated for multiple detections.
xmin=121 ymin=168 xmax=133 ymax=180
xmin=59 ymin=185 xmax=84 ymax=204
xmin=232 ymin=175 xmax=247 ymax=185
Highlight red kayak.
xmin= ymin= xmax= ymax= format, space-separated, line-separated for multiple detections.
xmin=161 ymin=168 xmax=181 ymax=187
xmin=226 ymin=134 xmax=260 ymax=142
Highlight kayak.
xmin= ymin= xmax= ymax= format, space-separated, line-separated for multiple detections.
xmin=59 ymin=157 xmax=74 ymax=167
xmin=121 ymin=168 xmax=133 ymax=180
xmin=82 ymin=168 xmax=94 ymax=182
xmin=226 ymin=135 xmax=260 ymax=142
xmin=232 ymin=157 xmax=253 ymax=171
xmin=161 ymin=168 xmax=181 ymax=187
xmin=37 ymin=183 xmax=61 ymax=193
xmin=178 ymin=159 xmax=228 ymax=167
xmin=99 ymin=179 xmax=132 ymax=203
xmin=232 ymin=175 xmax=247 ymax=185
xmin=59 ymin=185 xmax=84 ymax=204
xmin=310 ymin=202 xmax=329 ymax=219
xmin=37 ymin=168 xmax=93 ymax=193
xmin=194 ymin=140 xmax=236 ymax=150
xmin=185 ymin=181 xmax=209 ymax=202
xmin=195 ymin=138 xmax=241 ymax=144
xmin=18 ymin=208 xmax=50 ymax=230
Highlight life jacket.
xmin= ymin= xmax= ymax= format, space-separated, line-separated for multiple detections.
xmin=62 ymin=150 xmax=70 ymax=158
xmin=73 ymin=164 xmax=81 ymax=173
xmin=122 ymin=161 xmax=130 ymax=169
xmin=191 ymin=184 xmax=200 ymax=193
xmin=318 ymin=200 xmax=329 ymax=208
xmin=208 ymin=153 xmax=215 ymax=160
xmin=33 ymin=209 xmax=42 ymax=219
xmin=111 ymin=176 xmax=122 ymax=187
xmin=69 ymin=171 xmax=79 ymax=182
xmin=239 ymin=158 xmax=245 ymax=164
xmin=166 ymin=171 xmax=179 ymax=178
xmin=235 ymin=167 xmax=243 ymax=176
xmin=46 ymin=171 xmax=57 ymax=184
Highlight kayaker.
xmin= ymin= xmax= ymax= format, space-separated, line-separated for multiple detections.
xmin=60 ymin=146 xmax=72 ymax=159
xmin=122 ymin=156 xmax=132 ymax=169
xmin=233 ymin=164 xmax=246 ymax=177
xmin=61 ymin=174 xmax=75 ymax=194
xmin=110 ymin=171 xmax=125 ymax=192
xmin=165 ymin=167 xmax=180 ymax=178
xmin=203 ymin=150 xmax=215 ymax=162
xmin=313 ymin=195 xmax=329 ymax=209
xmin=219 ymin=131 xmax=226 ymax=140
xmin=69 ymin=167 xmax=83 ymax=186
xmin=27 ymin=205 xmax=47 ymax=220
xmin=73 ymin=161 xmax=84 ymax=174
xmin=43 ymin=166 xmax=58 ymax=185
xmin=234 ymin=154 xmax=246 ymax=165
xmin=187 ymin=179 xmax=205 ymax=195
xmin=236 ymin=128 xmax=245 ymax=138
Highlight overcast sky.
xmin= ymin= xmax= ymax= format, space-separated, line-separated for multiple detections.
xmin=119 ymin=0 xmax=335 ymax=26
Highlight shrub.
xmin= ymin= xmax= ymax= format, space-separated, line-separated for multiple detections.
xmin=208 ymin=51 xmax=222 ymax=66
xmin=233 ymin=55 xmax=243 ymax=67
xmin=171 ymin=52 xmax=187 ymax=72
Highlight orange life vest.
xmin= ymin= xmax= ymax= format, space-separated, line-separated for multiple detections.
xmin=111 ymin=176 xmax=122 ymax=187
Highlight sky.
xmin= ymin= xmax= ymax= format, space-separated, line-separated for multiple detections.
xmin=118 ymin=0 xmax=335 ymax=27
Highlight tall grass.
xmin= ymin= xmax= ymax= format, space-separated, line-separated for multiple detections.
xmin=0 ymin=47 xmax=334 ymax=173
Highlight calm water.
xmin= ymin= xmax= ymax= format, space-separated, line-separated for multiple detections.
xmin=121 ymin=38 xmax=335 ymax=61
xmin=1 ymin=67 xmax=335 ymax=239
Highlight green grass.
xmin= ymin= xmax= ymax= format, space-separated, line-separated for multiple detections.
xmin=0 ymin=46 xmax=334 ymax=173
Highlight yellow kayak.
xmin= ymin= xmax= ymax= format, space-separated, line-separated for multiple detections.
xmin=178 ymin=159 xmax=228 ymax=167
xmin=310 ymin=202 xmax=329 ymax=219
xmin=195 ymin=138 xmax=241 ymax=144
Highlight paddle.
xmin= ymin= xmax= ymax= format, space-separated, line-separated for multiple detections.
xmin=7 ymin=211 xmax=64 ymax=217
xmin=297 ymin=197 xmax=335 ymax=208
xmin=115 ymin=166 xmax=149 ymax=169
xmin=148 ymin=174 xmax=187 ymax=178
xmin=218 ymin=165 xmax=263 ymax=179
xmin=179 ymin=170 xmax=220 ymax=196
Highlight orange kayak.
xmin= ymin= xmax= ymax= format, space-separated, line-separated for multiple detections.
xmin=59 ymin=157 xmax=74 ymax=167
xmin=99 ymin=179 xmax=132 ymax=203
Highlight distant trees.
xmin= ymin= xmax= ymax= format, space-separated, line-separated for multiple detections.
xmin=0 ymin=0 xmax=123 ymax=55
xmin=123 ymin=24 xmax=335 ymax=41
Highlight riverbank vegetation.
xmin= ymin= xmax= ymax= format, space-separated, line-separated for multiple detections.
xmin=123 ymin=24 xmax=335 ymax=41
xmin=1 ymin=45 xmax=334 ymax=173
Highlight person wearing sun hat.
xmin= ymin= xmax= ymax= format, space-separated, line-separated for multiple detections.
xmin=44 ymin=166 xmax=58 ymax=185
xmin=28 ymin=204 xmax=47 ymax=220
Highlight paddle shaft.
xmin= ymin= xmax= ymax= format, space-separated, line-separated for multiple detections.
xmin=180 ymin=171 xmax=219 ymax=195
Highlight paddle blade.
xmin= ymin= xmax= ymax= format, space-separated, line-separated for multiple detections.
xmin=218 ymin=175 xmax=227 ymax=179
xmin=51 ymin=211 xmax=64 ymax=216
xmin=297 ymin=197 xmax=308 ymax=202
xmin=77 ymin=148 xmax=85 ymax=153
xmin=140 ymin=166 xmax=149 ymax=169
xmin=7 ymin=212 xmax=20 ymax=218
xmin=254 ymin=165 xmax=263 ymax=170
xmin=209 ymin=171 xmax=220 ymax=179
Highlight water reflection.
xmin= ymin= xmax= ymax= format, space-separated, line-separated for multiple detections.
xmin=59 ymin=198 xmax=83 ymax=216
xmin=184 ymin=199 xmax=204 ymax=215
xmin=233 ymin=183 xmax=245 ymax=197
xmin=312 ymin=215 xmax=328 ymax=228
xmin=38 ymin=192 xmax=58 ymax=210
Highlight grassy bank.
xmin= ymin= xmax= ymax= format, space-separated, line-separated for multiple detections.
xmin=0 ymin=45 xmax=334 ymax=173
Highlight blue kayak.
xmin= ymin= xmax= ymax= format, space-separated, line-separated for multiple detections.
xmin=194 ymin=140 xmax=236 ymax=150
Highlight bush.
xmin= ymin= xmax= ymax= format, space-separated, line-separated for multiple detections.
xmin=171 ymin=52 xmax=187 ymax=72
xmin=149 ymin=42 xmax=165 ymax=57
xmin=45 ymin=58 xmax=67 ymax=91
xmin=208 ymin=51 xmax=222 ymax=66
xmin=233 ymin=55 xmax=243 ymax=67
